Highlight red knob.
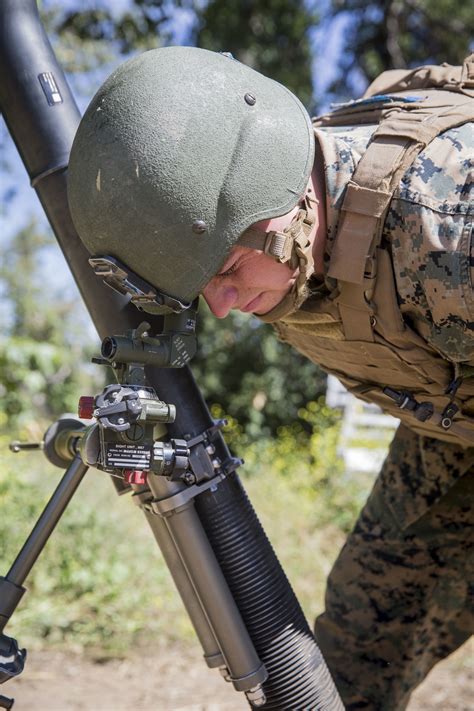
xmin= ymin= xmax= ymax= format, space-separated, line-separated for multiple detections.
xmin=124 ymin=470 xmax=148 ymax=485
xmin=78 ymin=396 xmax=95 ymax=419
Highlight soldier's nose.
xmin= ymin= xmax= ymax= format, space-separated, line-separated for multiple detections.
xmin=202 ymin=281 xmax=239 ymax=318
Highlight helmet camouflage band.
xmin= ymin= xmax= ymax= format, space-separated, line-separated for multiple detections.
xmin=68 ymin=46 xmax=315 ymax=303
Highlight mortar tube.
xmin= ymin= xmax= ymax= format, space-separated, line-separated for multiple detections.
xmin=0 ymin=3 xmax=343 ymax=707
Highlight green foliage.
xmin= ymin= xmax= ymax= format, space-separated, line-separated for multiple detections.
xmin=0 ymin=221 xmax=102 ymax=436
xmin=328 ymin=0 xmax=474 ymax=97
xmin=40 ymin=0 xmax=173 ymax=73
xmin=194 ymin=304 xmax=326 ymax=439
xmin=222 ymin=398 xmax=371 ymax=532
xmin=0 ymin=338 xmax=86 ymax=435
xmin=1 ymin=221 xmax=55 ymax=338
xmin=195 ymin=0 xmax=318 ymax=108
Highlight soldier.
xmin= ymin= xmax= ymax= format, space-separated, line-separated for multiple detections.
xmin=68 ymin=47 xmax=474 ymax=710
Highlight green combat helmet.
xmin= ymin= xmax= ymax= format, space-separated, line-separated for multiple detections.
xmin=68 ymin=46 xmax=315 ymax=305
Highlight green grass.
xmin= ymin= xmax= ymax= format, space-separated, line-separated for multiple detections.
xmin=0 ymin=410 xmax=374 ymax=656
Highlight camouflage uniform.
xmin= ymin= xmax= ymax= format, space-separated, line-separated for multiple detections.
xmin=315 ymin=427 xmax=474 ymax=710
xmin=261 ymin=121 xmax=474 ymax=708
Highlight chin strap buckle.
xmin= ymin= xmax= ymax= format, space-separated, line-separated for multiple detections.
xmin=238 ymin=192 xmax=317 ymax=299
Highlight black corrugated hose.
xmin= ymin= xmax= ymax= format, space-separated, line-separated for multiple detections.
xmin=195 ymin=473 xmax=344 ymax=710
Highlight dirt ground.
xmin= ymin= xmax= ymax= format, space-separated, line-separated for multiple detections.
xmin=8 ymin=638 xmax=472 ymax=710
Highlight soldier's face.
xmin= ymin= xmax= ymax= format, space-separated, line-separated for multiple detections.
xmin=202 ymin=245 xmax=297 ymax=319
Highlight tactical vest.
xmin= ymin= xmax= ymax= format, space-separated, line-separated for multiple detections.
xmin=263 ymin=55 xmax=474 ymax=447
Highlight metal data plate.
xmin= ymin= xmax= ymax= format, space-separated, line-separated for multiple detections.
xmin=104 ymin=443 xmax=152 ymax=470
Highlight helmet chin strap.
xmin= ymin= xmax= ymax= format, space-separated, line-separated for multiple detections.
xmin=238 ymin=189 xmax=317 ymax=302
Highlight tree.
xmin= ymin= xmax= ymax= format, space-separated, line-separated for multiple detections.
xmin=0 ymin=221 xmax=100 ymax=434
xmin=195 ymin=0 xmax=318 ymax=109
xmin=46 ymin=0 xmax=318 ymax=110
xmin=193 ymin=306 xmax=326 ymax=439
xmin=327 ymin=0 xmax=473 ymax=98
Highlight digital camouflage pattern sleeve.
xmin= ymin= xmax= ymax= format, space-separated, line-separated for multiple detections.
xmin=383 ymin=122 xmax=474 ymax=363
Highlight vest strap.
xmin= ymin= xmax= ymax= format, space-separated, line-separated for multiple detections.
xmin=329 ymin=96 xmax=474 ymax=285
xmin=342 ymin=182 xmax=393 ymax=217
xmin=335 ymin=281 xmax=375 ymax=343
xmin=359 ymin=53 xmax=474 ymax=98
xmin=375 ymin=99 xmax=474 ymax=144
xmin=328 ymin=139 xmax=409 ymax=284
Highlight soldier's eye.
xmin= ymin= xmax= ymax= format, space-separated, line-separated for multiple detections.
xmin=217 ymin=263 xmax=238 ymax=278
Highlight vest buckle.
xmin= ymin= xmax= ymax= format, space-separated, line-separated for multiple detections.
xmin=383 ymin=387 xmax=434 ymax=422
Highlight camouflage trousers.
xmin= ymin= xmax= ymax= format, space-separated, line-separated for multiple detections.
xmin=315 ymin=424 xmax=474 ymax=710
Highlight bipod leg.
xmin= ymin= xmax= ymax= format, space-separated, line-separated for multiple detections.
xmin=0 ymin=455 xmax=88 ymax=704
xmin=1 ymin=454 xmax=88 ymax=602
